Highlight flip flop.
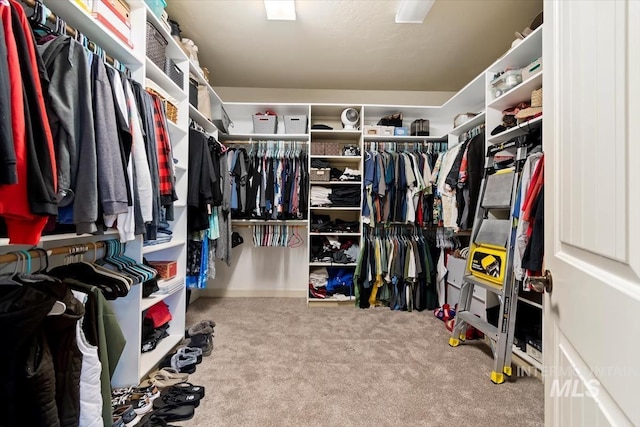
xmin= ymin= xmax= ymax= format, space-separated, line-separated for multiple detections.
xmin=170 ymin=382 xmax=205 ymax=399
xmin=148 ymin=368 xmax=189 ymax=388
xmin=152 ymin=405 xmax=195 ymax=422
xmin=153 ymin=391 xmax=201 ymax=409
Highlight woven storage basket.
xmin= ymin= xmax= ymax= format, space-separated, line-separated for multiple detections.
xmin=146 ymin=22 xmax=167 ymax=69
xmin=311 ymin=142 xmax=325 ymax=155
xmin=164 ymin=58 xmax=185 ymax=89
xmin=146 ymin=88 xmax=178 ymax=124
xmin=310 ymin=168 xmax=331 ymax=182
xmin=284 ymin=116 xmax=307 ymax=134
xmin=252 ymin=115 xmax=277 ymax=134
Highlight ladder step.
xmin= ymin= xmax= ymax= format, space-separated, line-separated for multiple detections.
xmin=457 ymin=311 xmax=499 ymax=342
xmin=481 ymin=204 xmax=512 ymax=210
xmin=464 ymin=274 xmax=504 ymax=294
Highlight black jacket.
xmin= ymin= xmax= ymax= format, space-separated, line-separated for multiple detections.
xmin=11 ymin=3 xmax=57 ymax=215
xmin=0 ymin=17 xmax=16 ymax=185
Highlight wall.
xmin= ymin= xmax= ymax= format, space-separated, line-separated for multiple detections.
xmin=213 ymin=87 xmax=456 ymax=107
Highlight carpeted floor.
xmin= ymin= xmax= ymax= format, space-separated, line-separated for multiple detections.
xmin=176 ymin=297 xmax=543 ymax=427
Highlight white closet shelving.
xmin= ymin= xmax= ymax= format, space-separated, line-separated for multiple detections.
xmin=20 ymin=0 xmax=192 ymax=387
xmin=306 ymin=105 xmax=363 ymax=306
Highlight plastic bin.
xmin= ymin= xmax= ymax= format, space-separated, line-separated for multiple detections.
xmin=145 ymin=0 xmax=166 ymax=19
xmin=490 ymin=69 xmax=523 ymax=99
xmin=284 ymin=116 xmax=307 ymax=134
xmin=252 ymin=115 xmax=277 ymax=134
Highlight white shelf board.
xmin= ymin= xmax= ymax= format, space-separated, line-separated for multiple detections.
xmin=37 ymin=229 xmax=120 ymax=243
xmin=309 ymin=262 xmax=357 ymax=267
xmin=145 ymin=58 xmax=186 ymax=102
xmin=167 ymin=120 xmax=187 ymax=140
xmin=488 ymin=26 xmax=543 ymax=73
xmin=362 ymin=104 xmax=439 ymax=120
xmin=310 ymin=155 xmax=361 ymax=161
xmin=309 ymin=232 xmax=361 ymax=236
xmin=450 ymin=112 xmax=486 ymax=136
xmin=363 ymin=135 xmax=445 ymax=142
xmin=142 ymin=239 xmax=186 ymax=254
xmin=220 ymin=133 xmax=309 ymax=141
xmin=141 ymin=277 xmax=185 ymax=311
xmin=310 ymin=129 xmax=362 ymax=140
xmin=309 ymin=181 xmax=362 ymax=185
xmin=188 ymin=61 xmax=223 ymax=105
xmin=310 ymin=207 xmax=361 ymax=211
xmin=140 ymin=334 xmax=183 ymax=377
xmin=488 ymin=116 xmax=543 ymax=144
xmin=517 ymin=295 xmax=543 ymax=310
xmin=45 ymin=0 xmax=141 ymax=66
xmin=513 ymin=346 xmax=543 ymax=371
xmin=488 ymin=72 xmax=543 ymax=111
xmin=439 ymin=73 xmax=487 ymax=117
xmin=188 ymin=104 xmax=217 ymax=133
xmin=231 ymin=219 xmax=308 ymax=226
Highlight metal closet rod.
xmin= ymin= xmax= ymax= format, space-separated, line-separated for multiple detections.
xmin=0 ymin=240 xmax=107 ymax=265
xmin=20 ymin=0 xmax=120 ymax=67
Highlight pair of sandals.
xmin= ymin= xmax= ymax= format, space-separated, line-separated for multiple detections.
xmin=158 ymin=346 xmax=203 ymax=374
xmin=149 ymin=382 xmax=206 ymax=423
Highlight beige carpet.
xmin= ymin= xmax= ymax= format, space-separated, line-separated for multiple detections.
xmin=176 ymin=297 xmax=543 ymax=427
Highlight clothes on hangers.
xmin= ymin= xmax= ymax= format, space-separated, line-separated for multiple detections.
xmin=231 ymin=141 xmax=309 ymax=220
xmin=0 ymin=0 xmax=57 ymax=244
xmin=0 ymin=13 xmax=178 ymax=243
xmin=353 ymin=225 xmax=438 ymax=312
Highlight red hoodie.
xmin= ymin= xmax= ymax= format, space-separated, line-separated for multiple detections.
xmin=0 ymin=1 xmax=56 ymax=244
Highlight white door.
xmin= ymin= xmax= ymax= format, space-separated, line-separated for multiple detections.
xmin=544 ymin=0 xmax=640 ymax=425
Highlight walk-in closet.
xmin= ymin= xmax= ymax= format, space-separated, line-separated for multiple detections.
xmin=1 ymin=0 xmax=638 ymax=426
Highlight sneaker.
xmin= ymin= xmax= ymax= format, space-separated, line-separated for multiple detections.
xmin=112 ymin=405 xmax=136 ymax=427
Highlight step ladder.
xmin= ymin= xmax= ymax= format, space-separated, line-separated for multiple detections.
xmin=448 ymin=137 xmax=531 ymax=384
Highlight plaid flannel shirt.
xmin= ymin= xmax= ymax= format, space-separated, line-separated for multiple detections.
xmin=151 ymin=96 xmax=177 ymax=203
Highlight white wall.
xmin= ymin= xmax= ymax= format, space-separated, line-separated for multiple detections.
xmin=200 ymin=227 xmax=309 ymax=298
xmin=213 ymin=86 xmax=456 ymax=106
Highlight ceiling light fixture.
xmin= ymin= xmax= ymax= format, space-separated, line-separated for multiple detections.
xmin=264 ymin=0 xmax=296 ymax=21
xmin=395 ymin=0 xmax=435 ymax=24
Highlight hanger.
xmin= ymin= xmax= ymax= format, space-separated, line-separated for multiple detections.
xmin=30 ymin=248 xmax=49 ymax=274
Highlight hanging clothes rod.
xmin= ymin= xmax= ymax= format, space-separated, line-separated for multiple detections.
xmin=20 ymin=0 xmax=123 ymax=70
xmin=0 ymin=240 xmax=106 ymax=265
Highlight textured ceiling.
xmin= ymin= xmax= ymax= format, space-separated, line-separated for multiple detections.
xmin=166 ymin=0 xmax=542 ymax=92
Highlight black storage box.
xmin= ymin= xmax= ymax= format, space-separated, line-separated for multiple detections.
xmin=189 ymin=78 xmax=198 ymax=107
xmin=411 ymin=119 xmax=430 ymax=136
xmin=163 ymin=58 xmax=185 ymax=89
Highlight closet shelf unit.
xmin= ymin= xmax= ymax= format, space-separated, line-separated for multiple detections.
xmin=6 ymin=0 xmax=192 ymax=388
xmin=310 ymin=206 xmax=361 ymax=211
xmin=145 ymin=58 xmax=186 ymax=101
xmin=141 ymin=277 xmax=185 ymax=311
xmin=450 ymin=112 xmax=486 ymax=136
xmin=219 ymin=133 xmax=309 ymax=141
xmin=310 ymin=129 xmax=362 ymax=139
xmin=310 ymin=155 xmax=361 ymax=161
xmin=43 ymin=0 xmax=142 ymax=66
xmin=362 ymin=135 xmax=445 ymax=142
xmin=231 ymin=219 xmax=309 ymax=226
xmin=487 ymin=71 xmax=543 ymax=111
xmin=487 ymin=115 xmax=543 ymax=144
xmin=309 ymin=232 xmax=361 ymax=237
xmin=483 ymin=24 xmax=544 ymax=371
xmin=309 ymin=262 xmax=358 ymax=267
xmin=309 ymin=181 xmax=362 ymax=185
xmin=188 ymin=104 xmax=218 ymax=133
xmin=142 ymin=239 xmax=187 ymax=254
